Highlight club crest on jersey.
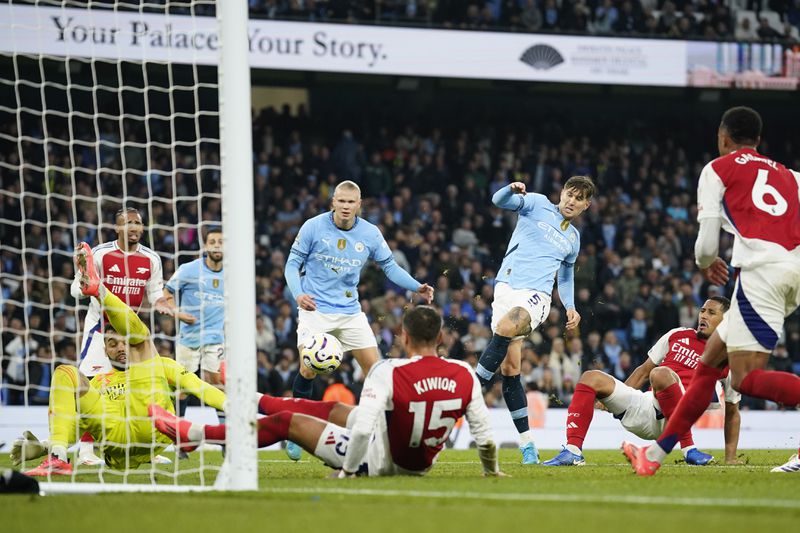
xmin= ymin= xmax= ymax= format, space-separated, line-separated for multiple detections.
xmin=213 ymin=279 xmax=220 ymax=288
xmin=136 ymin=267 xmax=149 ymax=274
xmin=355 ymin=242 xmax=365 ymax=252
xmin=337 ymin=239 xmax=347 ymax=250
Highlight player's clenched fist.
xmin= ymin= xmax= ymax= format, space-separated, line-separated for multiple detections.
xmin=510 ymin=182 xmax=527 ymax=194
xmin=416 ymin=283 xmax=435 ymax=304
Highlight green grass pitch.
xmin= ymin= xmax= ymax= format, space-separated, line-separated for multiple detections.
xmin=2 ymin=449 xmax=798 ymax=532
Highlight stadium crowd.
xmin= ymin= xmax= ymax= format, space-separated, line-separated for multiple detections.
xmin=3 ymin=99 xmax=800 ymax=410
xmin=8 ymin=0 xmax=800 ymax=41
xmin=246 ymin=0 xmax=800 ymax=42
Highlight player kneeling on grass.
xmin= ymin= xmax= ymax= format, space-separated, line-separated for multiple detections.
xmin=151 ymin=305 xmax=503 ymax=477
xmin=543 ymin=296 xmax=741 ymax=467
xmin=11 ymin=243 xmax=226 ymax=476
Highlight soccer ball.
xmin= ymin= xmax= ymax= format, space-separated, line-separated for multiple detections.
xmin=300 ymin=333 xmax=344 ymax=375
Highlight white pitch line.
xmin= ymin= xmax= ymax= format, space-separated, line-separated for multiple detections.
xmin=260 ymin=486 xmax=800 ymax=510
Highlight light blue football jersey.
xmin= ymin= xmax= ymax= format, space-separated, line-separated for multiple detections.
xmin=494 ymin=189 xmax=580 ymax=299
xmin=165 ymin=258 xmax=225 ymax=348
xmin=286 ymin=212 xmax=404 ymax=314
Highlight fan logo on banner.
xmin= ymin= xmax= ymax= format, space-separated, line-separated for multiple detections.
xmin=520 ymin=44 xmax=565 ymax=70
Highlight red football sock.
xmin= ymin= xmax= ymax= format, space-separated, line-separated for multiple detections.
xmin=258 ymin=394 xmax=336 ymax=421
xmin=566 ymin=383 xmax=597 ymax=449
xmin=204 ymin=411 xmax=295 ymax=446
xmin=655 ymin=382 xmax=694 ymax=448
xmin=80 ymin=431 xmax=94 ymax=443
xmin=256 ymin=411 xmax=293 ymax=447
xmin=656 ymin=362 xmax=721 ymax=452
xmin=204 ymin=423 xmax=226 ymax=442
xmin=739 ymin=369 xmax=800 ymax=406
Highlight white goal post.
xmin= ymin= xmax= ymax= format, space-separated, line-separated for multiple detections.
xmin=0 ymin=0 xmax=256 ymax=492
xmin=215 ymin=0 xmax=258 ymax=492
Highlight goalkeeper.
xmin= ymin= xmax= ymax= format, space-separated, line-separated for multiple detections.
xmin=12 ymin=243 xmax=226 ymax=476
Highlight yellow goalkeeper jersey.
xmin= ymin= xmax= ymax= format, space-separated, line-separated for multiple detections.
xmin=81 ymin=356 xmax=225 ymax=469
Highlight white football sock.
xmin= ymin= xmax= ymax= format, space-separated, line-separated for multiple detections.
xmin=519 ymin=431 xmax=534 ymax=447
xmin=78 ymin=440 xmax=94 ymax=456
xmin=51 ymin=445 xmax=68 ymax=462
xmin=566 ymin=444 xmax=582 ymax=456
xmin=188 ymin=424 xmax=204 ymax=442
xmin=681 ymin=445 xmax=696 ymax=458
xmin=646 ymin=445 xmax=668 ymax=463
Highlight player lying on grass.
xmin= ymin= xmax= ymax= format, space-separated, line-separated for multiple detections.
xmin=11 ymin=243 xmax=226 ymax=476
xmin=151 ymin=305 xmax=502 ymax=477
xmin=543 ymin=296 xmax=741 ymax=466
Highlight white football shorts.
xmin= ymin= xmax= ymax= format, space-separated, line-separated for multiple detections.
xmin=297 ymin=310 xmax=377 ymax=352
xmin=176 ymin=343 xmax=225 ymax=374
xmin=601 ymin=378 xmax=679 ymax=440
xmin=78 ymin=321 xmax=112 ymax=376
xmin=716 ymin=262 xmax=800 ymax=353
xmin=490 ymin=282 xmax=552 ymax=337
xmin=313 ymin=422 xmax=370 ymax=475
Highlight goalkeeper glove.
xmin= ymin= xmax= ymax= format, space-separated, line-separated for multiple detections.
xmin=10 ymin=431 xmax=48 ymax=467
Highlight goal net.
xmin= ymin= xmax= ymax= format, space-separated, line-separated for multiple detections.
xmin=0 ymin=0 xmax=257 ymax=492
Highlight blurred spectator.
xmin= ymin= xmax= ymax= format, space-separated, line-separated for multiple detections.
xmin=736 ymin=16 xmax=759 ymax=40
xmin=612 ymin=351 xmax=635 ymax=381
xmin=256 ymin=349 xmax=286 ymax=395
xmin=757 ymin=17 xmax=782 ymax=39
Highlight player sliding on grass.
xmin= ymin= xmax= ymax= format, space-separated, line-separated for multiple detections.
xmin=543 ymin=297 xmax=740 ymax=466
xmin=151 ymin=305 xmax=502 ymax=477
xmin=622 ymin=106 xmax=800 ymax=476
xmin=11 ymin=243 xmax=226 ymax=476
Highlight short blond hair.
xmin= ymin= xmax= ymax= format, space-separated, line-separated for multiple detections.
xmin=334 ymin=180 xmax=361 ymax=197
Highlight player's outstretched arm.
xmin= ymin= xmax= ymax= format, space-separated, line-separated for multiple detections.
xmin=623 ymin=358 xmax=657 ymax=390
xmin=465 ymin=372 xmax=503 ymax=476
xmin=723 ymin=400 xmax=741 ymax=464
xmin=162 ymin=357 xmax=226 ymax=411
xmin=378 ymin=256 xmax=432 ymax=303
xmin=340 ymin=364 xmax=390 ymax=475
xmin=491 ymin=183 xmax=526 ymax=211
xmin=161 ymin=287 xmax=197 ymax=324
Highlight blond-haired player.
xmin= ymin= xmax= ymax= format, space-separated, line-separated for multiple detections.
xmin=283 ymin=180 xmax=434 ymax=459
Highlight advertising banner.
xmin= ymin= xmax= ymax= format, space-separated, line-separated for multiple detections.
xmin=1 ymin=4 xmax=687 ymax=87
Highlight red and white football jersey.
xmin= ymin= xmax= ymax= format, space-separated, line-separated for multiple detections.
xmin=342 ymin=356 xmax=494 ymax=475
xmin=697 ymin=148 xmax=800 ymax=268
xmin=648 ymin=327 xmax=740 ymax=404
xmin=71 ymin=241 xmax=164 ymax=329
